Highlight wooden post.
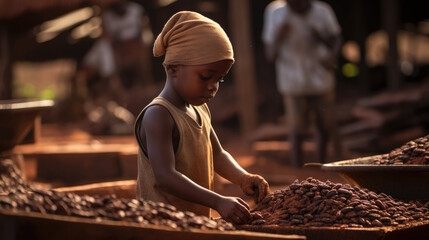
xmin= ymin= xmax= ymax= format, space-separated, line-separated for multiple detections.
xmin=0 ymin=24 xmax=12 ymax=100
xmin=228 ymin=0 xmax=258 ymax=139
xmin=351 ymin=0 xmax=370 ymax=94
xmin=382 ymin=0 xmax=401 ymax=90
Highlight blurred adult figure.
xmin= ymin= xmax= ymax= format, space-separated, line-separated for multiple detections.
xmin=77 ymin=0 xmax=153 ymax=106
xmin=262 ymin=0 xmax=342 ymax=167
xmin=74 ymin=0 xmax=153 ymax=134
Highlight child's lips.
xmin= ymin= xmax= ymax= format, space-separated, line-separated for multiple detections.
xmin=203 ymin=95 xmax=214 ymax=102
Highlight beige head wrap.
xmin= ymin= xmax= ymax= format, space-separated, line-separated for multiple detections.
xmin=153 ymin=11 xmax=234 ymax=66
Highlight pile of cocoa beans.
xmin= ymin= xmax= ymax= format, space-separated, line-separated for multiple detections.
xmin=0 ymin=189 xmax=235 ymax=231
xmin=374 ymin=135 xmax=429 ymax=165
xmin=249 ymin=177 xmax=429 ymax=228
xmin=0 ymin=158 xmax=33 ymax=193
xmin=0 ymin=158 xmax=235 ymax=231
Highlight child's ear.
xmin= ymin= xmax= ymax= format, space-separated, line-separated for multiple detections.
xmin=166 ymin=65 xmax=178 ymax=76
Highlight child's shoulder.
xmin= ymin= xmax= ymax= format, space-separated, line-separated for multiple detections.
xmin=138 ymin=104 xmax=175 ymax=139
xmin=136 ymin=97 xmax=174 ymax=129
xmin=142 ymin=103 xmax=173 ymax=125
xmin=141 ymin=97 xmax=171 ymax=116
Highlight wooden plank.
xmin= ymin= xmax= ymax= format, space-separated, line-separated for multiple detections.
xmin=252 ymin=141 xmax=316 ymax=152
xmin=0 ymin=210 xmax=305 ymax=240
xmin=239 ymin=221 xmax=429 ymax=240
xmin=35 ymin=152 xmax=122 ymax=184
xmin=356 ymin=82 xmax=429 ymax=109
xmin=239 ymin=225 xmax=384 ymax=240
xmin=13 ymin=137 xmax=138 ymax=184
xmin=118 ymin=152 xmax=137 ymax=179
xmin=340 ymin=132 xmax=378 ymax=152
xmin=54 ymin=180 xmax=137 ymax=199
xmin=351 ymin=107 xmax=384 ymax=123
xmin=13 ymin=142 xmax=138 ymax=155
xmin=339 ymin=119 xmax=382 ymax=136
xmin=249 ymin=123 xmax=289 ymax=142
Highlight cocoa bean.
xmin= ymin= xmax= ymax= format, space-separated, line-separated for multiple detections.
xmin=338 ymin=188 xmax=352 ymax=196
xmin=379 ymin=217 xmax=391 ymax=224
xmin=369 ymin=213 xmax=381 ymax=219
xmin=326 ymin=189 xmax=338 ymax=198
xmin=288 ymin=207 xmax=300 ymax=215
xmin=340 ymin=206 xmax=354 ymax=214
xmin=395 ymin=217 xmax=408 ymax=223
xmin=345 ymin=211 xmax=357 ymax=219
xmin=349 ymin=223 xmax=363 ymax=228
xmin=252 ymin=219 xmax=266 ymax=225
xmin=371 ymin=219 xmax=383 ymax=227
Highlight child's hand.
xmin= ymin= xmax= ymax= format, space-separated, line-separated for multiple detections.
xmin=240 ymin=174 xmax=270 ymax=204
xmin=215 ymin=196 xmax=252 ymax=224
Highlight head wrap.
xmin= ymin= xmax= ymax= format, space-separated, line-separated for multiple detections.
xmin=153 ymin=11 xmax=234 ymax=66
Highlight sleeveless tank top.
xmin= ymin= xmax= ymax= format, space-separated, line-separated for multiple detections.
xmin=134 ymin=97 xmax=214 ymax=217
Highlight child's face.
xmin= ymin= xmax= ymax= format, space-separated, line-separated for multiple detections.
xmin=170 ymin=60 xmax=233 ymax=106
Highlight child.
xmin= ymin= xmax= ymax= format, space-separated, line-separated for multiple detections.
xmin=134 ymin=11 xmax=270 ymax=224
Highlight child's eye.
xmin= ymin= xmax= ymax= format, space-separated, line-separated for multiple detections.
xmin=200 ymin=75 xmax=212 ymax=81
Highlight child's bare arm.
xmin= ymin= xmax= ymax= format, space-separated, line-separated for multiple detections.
xmin=211 ymin=127 xmax=248 ymax=184
xmin=142 ymin=106 xmax=251 ymax=223
xmin=211 ymin=127 xmax=270 ymax=203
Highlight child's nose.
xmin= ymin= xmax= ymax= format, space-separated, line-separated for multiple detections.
xmin=208 ymin=81 xmax=218 ymax=92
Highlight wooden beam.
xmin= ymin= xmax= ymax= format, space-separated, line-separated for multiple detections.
xmin=351 ymin=0 xmax=370 ymax=94
xmin=382 ymin=0 xmax=401 ymax=90
xmin=0 ymin=24 xmax=12 ymax=99
xmin=228 ymin=0 xmax=258 ymax=139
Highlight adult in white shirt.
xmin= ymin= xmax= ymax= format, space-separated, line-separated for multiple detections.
xmin=83 ymin=1 xmax=145 ymax=81
xmin=80 ymin=1 xmax=152 ymax=104
xmin=103 ymin=1 xmax=143 ymax=42
xmin=262 ymin=0 xmax=342 ymax=167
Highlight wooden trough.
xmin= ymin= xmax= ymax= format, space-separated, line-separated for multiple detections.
xmin=0 ymin=180 xmax=305 ymax=240
xmin=52 ymin=180 xmax=429 ymax=240
xmin=0 ymin=209 xmax=304 ymax=240
xmin=320 ymin=154 xmax=429 ymax=200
